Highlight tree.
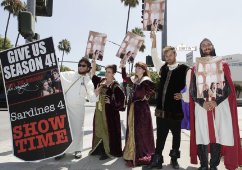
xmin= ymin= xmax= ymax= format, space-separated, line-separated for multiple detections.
xmin=0 ymin=35 xmax=13 ymax=97
xmin=60 ymin=65 xmax=72 ymax=72
xmin=57 ymin=39 xmax=71 ymax=69
xmin=234 ymin=84 xmax=242 ymax=98
xmin=121 ymin=0 xmax=139 ymax=34
xmin=1 ymin=0 xmax=26 ymax=49
xmin=0 ymin=35 xmax=13 ymax=52
xmin=131 ymin=27 xmax=146 ymax=52
xmin=149 ymin=70 xmax=160 ymax=105
xmin=0 ymin=35 xmax=13 ymax=86
xmin=130 ymin=27 xmax=146 ymax=73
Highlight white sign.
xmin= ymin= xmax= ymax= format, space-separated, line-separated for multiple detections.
xmin=176 ymin=44 xmax=197 ymax=51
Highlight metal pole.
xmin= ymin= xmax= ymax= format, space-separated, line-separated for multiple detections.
xmin=161 ymin=0 xmax=167 ymax=61
xmin=26 ymin=0 xmax=36 ymax=43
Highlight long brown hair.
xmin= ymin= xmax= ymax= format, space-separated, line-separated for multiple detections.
xmin=105 ymin=64 xmax=117 ymax=74
xmin=134 ymin=62 xmax=150 ymax=78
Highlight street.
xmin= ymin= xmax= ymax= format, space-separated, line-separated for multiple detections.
xmin=0 ymin=105 xmax=241 ymax=170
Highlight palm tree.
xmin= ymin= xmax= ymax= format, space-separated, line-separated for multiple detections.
xmin=1 ymin=0 xmax=26 ymax=49
xmin=130 ymin=27 xmax=146 ymax=72
xmin=58 ymin=39 xmax=71 ymax=69
xmin=132 ymin=27 xmax=145 ymax=52
xmin=235 ymin=84 xmax=242 ymax=98
xmin=0 ymin=34 xmax=13 ymax=51
xmin=121 ymin=0 xmax=139 ymax=34
xmin=60 ymin=65 xmax=72 ymax=72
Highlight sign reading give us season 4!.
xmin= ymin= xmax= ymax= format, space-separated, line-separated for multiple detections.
xmin=0 ymin=37 xmax=72 ymax=161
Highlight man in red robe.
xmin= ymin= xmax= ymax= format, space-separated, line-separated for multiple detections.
xmin=189 ymin=38 xmax=242 ymax=170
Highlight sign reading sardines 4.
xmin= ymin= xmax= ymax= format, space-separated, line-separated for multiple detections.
xmin=0 ymin=37 xmax=72 ymax=161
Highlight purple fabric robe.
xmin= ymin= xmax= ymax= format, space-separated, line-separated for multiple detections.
xmin=122 ymin=68 xmax=155 ymax=166
xmin=90 ymin=75 xmax=125 ymax=157
xmin=181 ymin=87 xmax=190 ymax=130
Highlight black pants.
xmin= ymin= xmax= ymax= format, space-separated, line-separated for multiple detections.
xmin=197 ymin=144 xmax=221 ymax=168
xmin=155 ymin=118 xmax=181 ymax=155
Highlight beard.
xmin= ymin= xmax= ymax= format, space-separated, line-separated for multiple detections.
xmin=78 ymin=69 xmax=88 ymax=75
xmin=203 ymin=50 xmax=212 ymax=56
xmin=200 ymin=48 xmax=216 ymax=57
xmin=166 ymin=59 xmax=176 ymax=65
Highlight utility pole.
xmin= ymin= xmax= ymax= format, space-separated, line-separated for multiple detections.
xmin=161 ymin=0 xmax=167 ymax=61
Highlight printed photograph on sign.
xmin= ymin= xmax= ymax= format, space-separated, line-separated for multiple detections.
xmin=5 ymin=69 xmax=62 ymax=105
xmin=116 ymin=32 xmax=144 ymax=64
xmin=143 ymin=0 xmax=165 ymax=31
xmin=85 ymin=31 xmax=107 ymax=61
xmin=195 ymin=56 xmax=225 ymax=101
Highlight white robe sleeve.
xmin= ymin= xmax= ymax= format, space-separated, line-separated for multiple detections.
xmin=151 ymin=48 xmax=165 ymax=74
xmin=85 ymin=77 xmax=97 ymax=103
xmin=181 ymin=69 xmax=191 ymax=103
xmin=60 ymin=71 xmax=75 ymax=92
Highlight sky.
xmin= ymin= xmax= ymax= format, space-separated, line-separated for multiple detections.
xmin=1 ymin=0 xmax=242 ymax=81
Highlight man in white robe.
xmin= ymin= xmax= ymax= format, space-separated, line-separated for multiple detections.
xmin=189 ymin=38 xmax=242 ymax=170
xmin=55 ymin=57 xmax=97 ymax=160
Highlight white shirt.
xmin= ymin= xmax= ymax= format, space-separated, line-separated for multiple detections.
xmin=60 ymin=71 xmax=97 ymax=106
xmin=151 ymin=48 xmax=191 ymax=102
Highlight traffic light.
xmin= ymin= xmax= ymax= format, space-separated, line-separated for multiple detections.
xmin=36 ymin=0 xmax=53 ymax=17
xmin=33 ymin=33 xmax=40 ymax=41
xmin=18 ymin=11 xmax=35 ymax=40
xmin=146 ymin=55 xmax=154 ymax=67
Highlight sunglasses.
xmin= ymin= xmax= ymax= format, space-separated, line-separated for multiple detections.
xmin=78 ymin=64 xmax=87 ymax=67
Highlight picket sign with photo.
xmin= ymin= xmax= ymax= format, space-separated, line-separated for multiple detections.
xmin=116 ymin=32 xmax=144 ymax=64
xmin=85 ymin=31 xmax=107 ymax=61
xmin=143 ymin=0 xmax=165 ymax=32
xmin=195 ymin=56 xmax=225 ymax=101
xmin=0 ymin=37 xmax=72 ymax=161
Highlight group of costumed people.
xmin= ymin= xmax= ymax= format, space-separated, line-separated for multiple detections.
xmin=54 ymin=31 xmax=242 ymax=170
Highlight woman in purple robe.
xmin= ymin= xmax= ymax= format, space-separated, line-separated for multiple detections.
xmin=120 ymin=61 xmax=155 ymax=167
xmin=89 ymin=58 xmax=125 ymax=160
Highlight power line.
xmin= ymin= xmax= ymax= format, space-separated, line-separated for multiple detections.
xmin=107 ymin=40 xmax=121 ymax=47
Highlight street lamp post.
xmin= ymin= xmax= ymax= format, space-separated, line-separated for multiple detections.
xmin=161 ymin=0 xmax=167 ymax=61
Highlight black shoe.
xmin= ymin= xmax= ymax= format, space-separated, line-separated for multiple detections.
xmin=147 ymin=154 xmax=163 ymax=169
xmin=170 ymin=159 xmax=179 ymax=169
xmin=55 ymin=153 xmax=65 ymax=160
xmin=74 ymin=151 xmax=82 ymax=159
xmin=198 ymin=167 xmax=209 ymax=170
xmin=210 ymin=167 xmax=217 ymax=170
xmin=99 ymin=154 xmax=109 ymax=160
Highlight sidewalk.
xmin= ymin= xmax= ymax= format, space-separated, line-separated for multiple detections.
xmin=0 ymin=107 xmax=241 ymax=170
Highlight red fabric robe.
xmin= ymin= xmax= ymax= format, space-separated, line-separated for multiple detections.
xmin=189 ymin=62 xmax=242 ymax=170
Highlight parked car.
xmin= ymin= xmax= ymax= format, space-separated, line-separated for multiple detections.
xmin=237 ymin=98 xmax=242 ymax=107
xmin=0 ymin=92 xmax=7 ymax=109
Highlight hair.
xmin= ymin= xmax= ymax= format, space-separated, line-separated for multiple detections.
xmin=41 ymin=80 xmax=50 ymax=92
xmin=199 ymin=38 xmax=216 ymax=57
xmin=51 ymin=69 xmax=59 ymax=75
xmin=134 ymin=62 xmax=150 ymax=77
xmin=210 ymin=82 xmax=216 ymax=91
xmin=78 ymin=57 xmax=91 ymax=72
xmin=105 ymin=64 xmax=117 ymax=74
xmin=163 ymin=46 xmax=176 ymax=56
xmin=153 ymin=19 xmax=157 ymax=25
xmin=42 ymin=80 xmax=48 ymax=87
xmin=94 ymin=50 xmax=99 ymax=55
xmin=126 ymin=51 xmax=131 ymax=56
